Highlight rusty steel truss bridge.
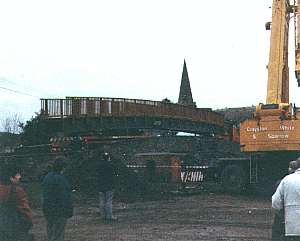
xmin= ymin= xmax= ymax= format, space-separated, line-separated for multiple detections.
xmin=40 ymin=97 xmax=224 ymax=136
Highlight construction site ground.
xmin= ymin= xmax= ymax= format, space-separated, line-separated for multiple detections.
xmin=30 ymin=189 xmax=273 ymax=241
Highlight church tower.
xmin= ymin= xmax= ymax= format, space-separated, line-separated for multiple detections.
xmin=178 ymin=59 xmax=196 ymax=107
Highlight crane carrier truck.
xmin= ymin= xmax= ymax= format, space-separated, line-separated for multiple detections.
xmin=218 ymin=0 xmax=300 ymax=193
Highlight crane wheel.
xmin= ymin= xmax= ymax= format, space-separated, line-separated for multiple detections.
xmin=221 ymin=164 xmax=247 ymax=194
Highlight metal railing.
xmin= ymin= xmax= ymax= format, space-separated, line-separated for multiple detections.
xmin=40 ymin=97 xmax=224 ymax=127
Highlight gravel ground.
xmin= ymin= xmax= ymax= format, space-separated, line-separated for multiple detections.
xmin=30 ymin=192 xmax=273 ymax=241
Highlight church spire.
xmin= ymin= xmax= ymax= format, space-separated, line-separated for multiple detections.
xmin=178 ymin=59 xmax=195 ymax=107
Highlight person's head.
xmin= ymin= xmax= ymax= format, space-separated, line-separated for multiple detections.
xmin=0 ymin=162 xmax=22 ymax=185
xmin=289 ymin=160 xmax=298 ymax=174
xmin=53 ymin=157 xmax=66 ymax=173
xmin=294 ymin=157 xmax=300 ymax=172
xmin=103 ymin=152 xmax=111 ymax=162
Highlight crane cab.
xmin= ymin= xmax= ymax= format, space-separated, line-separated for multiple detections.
xmin=240 ymin=103 xmax=300 ymax=152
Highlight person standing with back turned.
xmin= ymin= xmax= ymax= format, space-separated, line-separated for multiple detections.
xmin=272 ymin=160 xmax=298 ymax=241
xmin=42 ymin=158 xmax=73 ymax=241
xmin=272 ymin=157 xmax=300 ymax=241
xmin=0 ymin=162 xmax=33 ymax=241
xmin=97 ymin=152 xmax=117 ymax=221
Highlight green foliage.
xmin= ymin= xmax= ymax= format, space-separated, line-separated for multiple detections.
xmin=19 ymin=113 xmax=52 ymax=145
xmin=161 ymin=98 xmax=172 ymax=103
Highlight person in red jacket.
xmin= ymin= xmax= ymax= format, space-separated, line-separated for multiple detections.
xmin=0 ymin=162 xmax=33 ymax=241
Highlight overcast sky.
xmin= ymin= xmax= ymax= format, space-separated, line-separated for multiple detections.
xmin=0 ymin=0 xmax=298 ymax=124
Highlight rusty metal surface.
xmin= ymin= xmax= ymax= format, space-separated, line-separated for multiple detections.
xmin=40 ymin=97 xmax=224 ymax=128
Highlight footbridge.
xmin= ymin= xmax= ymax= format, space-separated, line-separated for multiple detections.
xmin=40 ymin=97 xmax=224 ymax=136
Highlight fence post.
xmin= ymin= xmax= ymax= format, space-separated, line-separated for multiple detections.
xmin=60 ymin=99 xmax=64 ymax=118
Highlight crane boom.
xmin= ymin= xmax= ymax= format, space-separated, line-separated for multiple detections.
xmin=295 ymin=0 xmax=300 ymax=85
xmin=266 ymin=0 xmax=290 ymax=104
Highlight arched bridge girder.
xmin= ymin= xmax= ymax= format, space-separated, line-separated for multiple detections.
xmin=40 ymin=97 xmax=224 ymax=135
xmin=43 ymin=116 xmax=223 ymax=136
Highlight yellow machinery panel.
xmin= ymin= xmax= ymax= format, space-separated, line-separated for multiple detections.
xmin=240 ymin=118 xmax=300 ymax=152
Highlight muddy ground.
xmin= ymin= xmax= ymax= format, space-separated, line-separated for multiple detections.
xmin=30 ymin=191 xmax=273 ymax=241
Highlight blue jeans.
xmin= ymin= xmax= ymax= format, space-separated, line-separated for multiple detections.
xmin=99 ymin=190 xmax=114 ymax=219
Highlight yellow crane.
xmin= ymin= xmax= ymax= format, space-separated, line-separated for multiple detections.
xmin=240 ymin=0 xmax=300 ymax=152
xmin=214 ymin=0 xmax=300 ymax=193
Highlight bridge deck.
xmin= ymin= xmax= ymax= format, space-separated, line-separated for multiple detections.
xmin=40 ymin=97 xmax=224 ymax=135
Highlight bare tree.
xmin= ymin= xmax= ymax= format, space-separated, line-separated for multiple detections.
xmin=1 ymin=113 xmax=23 ymax=134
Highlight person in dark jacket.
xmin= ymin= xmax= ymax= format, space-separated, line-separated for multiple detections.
xmin=42 ymin=158 xmax=73 ymax=241
xmin=0 ymin=162 xmax=33 ymax=241
xmin=97 ymin=152 xmax=117 ymax=221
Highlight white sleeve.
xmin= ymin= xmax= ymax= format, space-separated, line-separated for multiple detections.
xmin=272 ymin=180 xmax=284 ymax=210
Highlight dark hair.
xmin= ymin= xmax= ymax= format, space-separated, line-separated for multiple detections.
xmin=289 ymin=160 xmax=298 ymax=171
xmin=295 ymin=157 xmax=300 ymax=170
xmin=53 ymin=157 xmax=66 ymax=172
xmin=0 ymin=162 xmax=20 ymax=184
